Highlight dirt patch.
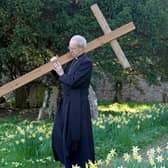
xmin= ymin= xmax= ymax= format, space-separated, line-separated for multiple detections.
xmin=0 ymin=108 xmax=40 ymax=121
xmin=0 ymin=108 xmax=11 ymax=118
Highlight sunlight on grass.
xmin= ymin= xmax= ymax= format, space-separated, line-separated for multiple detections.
xmin=98 ymin=103 xmax=154 ymax=113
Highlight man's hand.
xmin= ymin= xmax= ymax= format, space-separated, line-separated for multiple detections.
xmin=50 ymin=56 xmax=64 ymax=76
xmin=50 ymin=56 xmax=58 ymax=62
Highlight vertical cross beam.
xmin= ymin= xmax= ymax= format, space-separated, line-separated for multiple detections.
xmin=91 ymin=4 xmax=130 ymax=69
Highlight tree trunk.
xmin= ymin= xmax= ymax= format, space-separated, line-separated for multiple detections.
xmin=37 ymin=86 xmax=59 ymax=120
xmin=88 ymin=85 xmax=98 ymax=119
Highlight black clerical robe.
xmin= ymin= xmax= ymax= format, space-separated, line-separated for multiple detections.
xmin=52 ymin=53 xmax=95 ymax=168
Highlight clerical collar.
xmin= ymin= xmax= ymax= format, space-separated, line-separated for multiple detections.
xmin=75 ymin=52 xmax=85 ymax=60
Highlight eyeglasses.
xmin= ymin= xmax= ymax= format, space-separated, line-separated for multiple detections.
xmin=68 ymin=47 xmax=78 ymax=51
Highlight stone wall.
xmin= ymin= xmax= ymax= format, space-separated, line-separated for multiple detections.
xmin=1 ymin=74 xmax=168 ymax=104
xmin=94 ymin=76 xmax=168 ymax=103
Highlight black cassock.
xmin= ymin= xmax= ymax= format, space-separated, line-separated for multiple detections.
xmin=52 ymin=53 xmax=95 ymax=168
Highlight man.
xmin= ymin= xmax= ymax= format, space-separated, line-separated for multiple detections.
xmin=51 ymin=35 xmax=95 ymax=168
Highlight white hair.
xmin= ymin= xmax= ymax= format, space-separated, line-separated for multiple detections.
xmin=70 ymin=35 xmax=87 ymax=48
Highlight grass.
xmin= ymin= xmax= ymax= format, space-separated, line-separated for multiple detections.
xmin=94 ymin=104 xmax=168 ymax=159
xmin=0 ymin=102 xmax=167 ymax=167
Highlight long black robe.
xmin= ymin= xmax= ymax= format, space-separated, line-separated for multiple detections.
xmin=52 ymin=53 xmax=95 ymax=168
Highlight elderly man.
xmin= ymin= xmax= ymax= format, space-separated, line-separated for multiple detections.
xmin=51 ymin=35 xmax=95 ymax=168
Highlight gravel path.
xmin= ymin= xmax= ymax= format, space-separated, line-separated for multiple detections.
xmin=139 ymin=134 xmax=168 ymax=161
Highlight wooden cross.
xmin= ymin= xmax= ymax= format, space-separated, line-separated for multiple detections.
xmin=91 ymin=4 xmax=130 ymax=68
xmin=0 ymin=22 xmax=135 ymax=97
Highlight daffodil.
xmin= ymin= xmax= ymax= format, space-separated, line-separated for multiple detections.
xmin=39 ymin=136 xmax=43 ymax=141
xmin=148 ymin=158 xmax=155 ymax=165
xmin=96 ymin=159 xmax=102 ymax=166
xmin=88 ymin=160 xmax=97 ymax=168
xmin=45 ymin=134 xmax=50 ymax=139
xmin=37 ymin=127 xmax=44 ymax=133
xmin=165 ymin=143 xmax=168 ymax=150
xmin=72 ymin=164 xmax=80 ymax=168
xmin=21 ymin=138 xmax=25 ymax=143
xmin=132 ymin=146 xmax=140 ymax=154
xmin=105 ymin=159 xmax=110 ymax=166
xmin=156 ymin=147 xmax=162 ymax=154
xmin=147 ymin=148 xmax=155 ymax=158
xmin=156 ymin=155 xmax=164 ymax=163
xmin=123 ymin=153 xmax=131 ymax=162
xmin=32 ymin=133 xmax=36 ymax=138
xmin=117 ymin=124 xmax=121 ymax=128
xmin=15 ymin=140 xmax=19 ymax=145
xmin=135 ymin=154 xmax=142 ymax=163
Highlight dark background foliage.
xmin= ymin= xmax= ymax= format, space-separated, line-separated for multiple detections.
xmin=0 ymin=0 xmax=167 ymax=83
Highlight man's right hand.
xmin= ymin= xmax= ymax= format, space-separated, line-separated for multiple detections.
xmin=50 ymin=56 xmax=64 ymax=76
xmin=50 ymin=55 xmax=58 ymax=62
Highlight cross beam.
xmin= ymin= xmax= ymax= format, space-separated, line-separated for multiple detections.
xmin=0 ymin=22 xmax=135 ymax=97
xmin=91 ymin=4 xmax=130 ymax=68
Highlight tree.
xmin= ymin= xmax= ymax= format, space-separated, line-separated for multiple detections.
xmin=0 ymin=0 xmax=168 ymax=97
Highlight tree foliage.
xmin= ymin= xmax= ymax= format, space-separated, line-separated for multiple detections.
xmin=0 ymin=0 xmax=167 ymax=83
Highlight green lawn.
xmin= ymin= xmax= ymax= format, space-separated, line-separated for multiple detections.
xmin=0 ymin=103 xmax=167 ymax=168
